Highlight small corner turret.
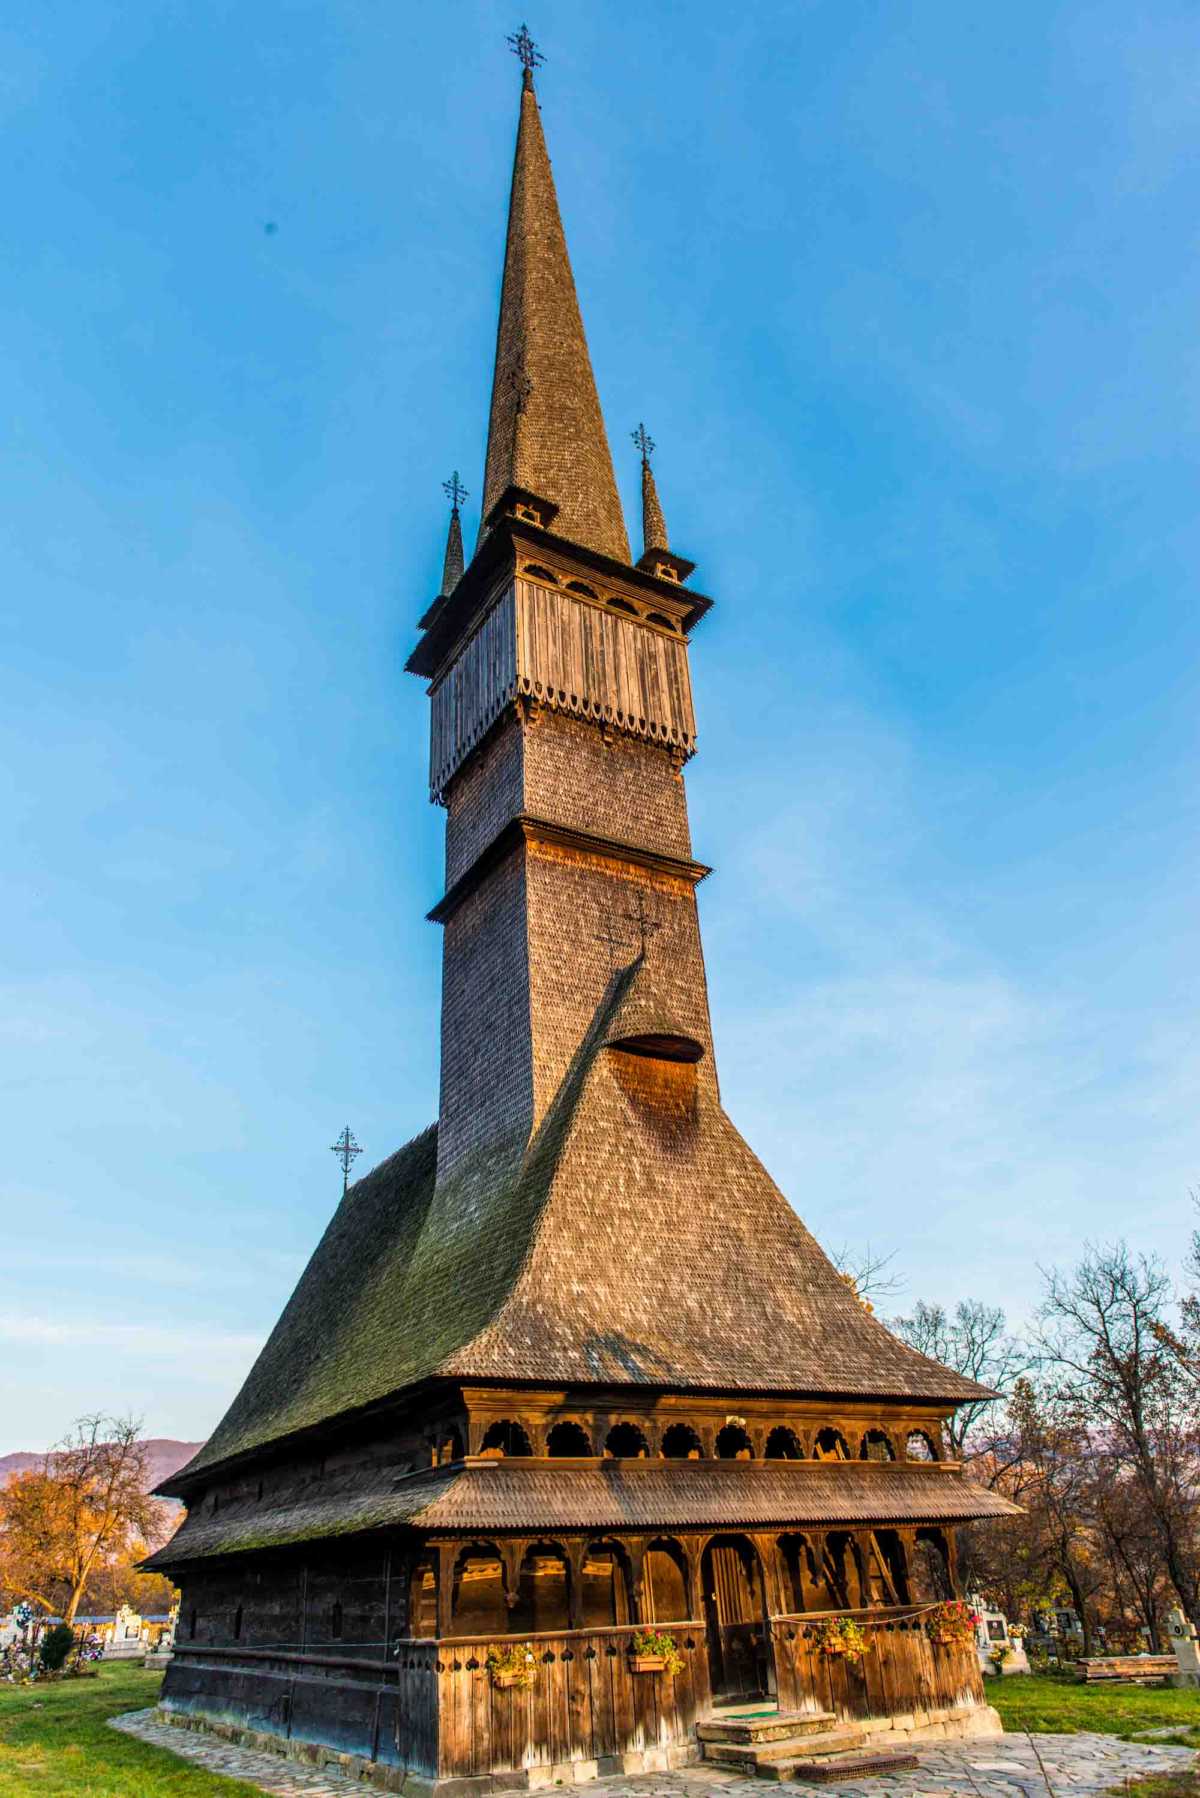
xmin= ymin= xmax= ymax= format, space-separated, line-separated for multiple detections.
xmin=631 ymin=423 xmax=695 ymax=585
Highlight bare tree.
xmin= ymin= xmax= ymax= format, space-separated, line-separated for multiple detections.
xmin=970 ymin=1377 xmax=1105 ymax=1652
xmin=1037 ymin=1243 xmax=1200 ymax=1630
xmin=1091 ymin=1451 xmax=1170 ymax=1650
xmin=828 ymin=1243 xmax=903 ymax=1311
xmin=890 ymin=1299 xmax=1027 ymax=1459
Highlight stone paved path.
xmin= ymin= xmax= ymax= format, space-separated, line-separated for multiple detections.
xmin=109 ymin=1711 xmax=1197 ymax=1798
xmin=110 ymin=1710 xmax=366 ymax=1795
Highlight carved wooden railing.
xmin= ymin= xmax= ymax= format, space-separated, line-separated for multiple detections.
xmin=169 ymin=1607 xmax=984 ymax=1777
xmin=401 ymin=1620 xmax=709 ymax=1780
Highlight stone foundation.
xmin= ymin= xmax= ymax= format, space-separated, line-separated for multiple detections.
xmin=859 ymin=1703 xmax=1003 ymax=1747
xmin=155 ymin=1702 xmax=994 ymax=1794
xmin=158 ymin=1709 xmax=415 ymax=1793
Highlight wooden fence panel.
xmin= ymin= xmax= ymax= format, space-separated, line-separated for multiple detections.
xmin=401 ymin=1622 xmax=701 ymax=1779
xmin=769 ymin=1613 xmax=984 ymax=1725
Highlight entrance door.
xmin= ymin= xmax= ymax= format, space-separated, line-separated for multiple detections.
xmin=701 ymin=1536 xmax=773 ymax=1702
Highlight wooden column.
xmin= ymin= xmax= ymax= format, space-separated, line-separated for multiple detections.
xmin=565 ymin=1539 xmax=586 ymax=1631
xmin=627 ymin=1536 xmax=648 ymax=1623
xmin=500 ymin=1540 xmax=526 ymax=1625
xmin=435 ymin=1543 xmax=456 ymax=1639
xmin=682 ymin=1536 xmax=703 ymax=1621
xmin=750 ymin=1532 xmax=784 ymax=1618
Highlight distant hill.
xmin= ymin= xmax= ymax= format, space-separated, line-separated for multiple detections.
xmin=0 ymin=1438 xmax=203 ymax=1491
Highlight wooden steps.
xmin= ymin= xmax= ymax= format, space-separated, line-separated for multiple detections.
xmin=702 ymin=1729 xmax=869 ymax=1768
xmin=763 ymin=1749 xmax=921 ymax=1784
xmin=699 ymin=1710 xmax=841 ymax=1745
xmin=699 ymin=1710 xmax=918 ymax=1783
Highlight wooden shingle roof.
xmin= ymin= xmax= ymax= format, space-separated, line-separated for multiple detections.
xmin=477 ymin=70 xmax=630 ymax=565
xmin=146 ymin=1458 xmax=1018 ymax=1569
xmin=170 ymin=963 xmax=987 ymax=1491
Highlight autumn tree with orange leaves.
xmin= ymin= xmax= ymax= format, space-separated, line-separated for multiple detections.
xmin=0 ymin=1414 xmax=172 ymax=1623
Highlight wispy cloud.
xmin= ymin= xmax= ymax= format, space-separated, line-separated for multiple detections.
xmin=0 ymin=1316 xmax=262 ymax=1358
xmin=703 ymin=687 xmax=1200 ymax=1319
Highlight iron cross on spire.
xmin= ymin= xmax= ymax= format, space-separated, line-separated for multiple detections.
xmin=330 ymin=1125 xmax=362 ymax=1197
xmin=622 ymin=889 xmax=663 ymax=958
xmin=631 ymin=422 xmax=655 ymax=466
xmin=442 ymin=471 xmax=468 ymax=514
xmin=507 ymin=23 xmax=545 ymax=73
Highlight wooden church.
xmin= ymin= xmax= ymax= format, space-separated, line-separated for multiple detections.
xmin=150 ymin=34 xmax=1016 ymax=1792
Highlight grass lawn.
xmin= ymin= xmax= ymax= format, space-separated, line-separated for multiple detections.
xmin=991 ymin=1670 xmax=1200 ymax=1743
xmin=0 ymin=1662 xmax=261 ymax=1796
xmin=1104 ymin=1782 xmax=1200 ymax=1798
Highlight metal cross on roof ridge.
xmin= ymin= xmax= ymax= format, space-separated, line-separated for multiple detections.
xmin=330 ymin=1125 xmax=362 ymax=1196
xmin=621 ymin=888 xmax=663 ymax=957
xmin=442 ymin=471 xmax=468 ymax=513
xmin=631 ymin=422 xmax=655 ymax=466
xmin=507 ymin=23 xmax=544 ymax=72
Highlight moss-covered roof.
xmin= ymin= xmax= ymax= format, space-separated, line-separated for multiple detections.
xmin=169 ymin=964 xmax=987 ymax=1493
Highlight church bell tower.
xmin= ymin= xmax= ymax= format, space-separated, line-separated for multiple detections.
xmin=152 ymin=38 xmax=1012 ymax=1784
xmin=408 ymin=54 xmax=716 ymax=1193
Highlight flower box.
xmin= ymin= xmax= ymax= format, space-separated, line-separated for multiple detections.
xmin=486 ymin=1644 xmax=536 ymax=1690
xmin=811 ymin=1617 xmax=867 ymax=1663
xmin=626 ymin=1631 xmax=684 ymax=1675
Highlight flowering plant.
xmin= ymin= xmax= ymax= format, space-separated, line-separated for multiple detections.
xmin=924 ymin=1600 xmax=979 ymax=1648
xmin=2 ymin=1604 xmax=42 ymax=1684
xmin=486 ymin=1643 xmax=537 ymax=1689
xmin=629 ymin=1630 xmax=684 ymax=1675
xmin=1 ymin=1641 xmax=38 ymax=1684
xmin=812 ymin=1617 xmax=868 ymax=1662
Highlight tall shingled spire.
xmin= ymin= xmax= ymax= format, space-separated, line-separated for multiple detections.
xmin=478 ymin=38 xmax=631 ymax=563
xmin=439 ymin=471 xmax=467 ymax=597
xmin=632 ymin=422 xmax=668 ymax=555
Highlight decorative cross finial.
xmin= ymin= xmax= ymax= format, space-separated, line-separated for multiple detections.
xmin=631 ymin=422 xmax=655 ymax=467
xmin=442 ymin=471 xmax=468 ymax=514
xmin=507 ymin=23 xmax=544 ymax=73
xmin=330 ymin=1125 xmax=362 ymax=1197
xmin=622 ymin=889 xmax=663 ymax=958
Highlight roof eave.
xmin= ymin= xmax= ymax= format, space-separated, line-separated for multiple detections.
xmin=406 ymin=518 xmax=713 ymax=683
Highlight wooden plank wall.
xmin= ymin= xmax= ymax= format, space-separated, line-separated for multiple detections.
xmin=515 ymin=580 xmax=696 ymax=753
xmin=405 ymin=1621 xmax=709 ymax=1779
xmin=428 ymin=580 xmax=697 ymax=800
xmin=429 ymin=590 xmax=519 ymax=799
xmin=770 ymin=1612 xmax=985 ymax=1721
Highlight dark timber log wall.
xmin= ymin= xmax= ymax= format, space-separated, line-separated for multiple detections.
xmin=165 ymin=1642 xmax=440 ymax=1776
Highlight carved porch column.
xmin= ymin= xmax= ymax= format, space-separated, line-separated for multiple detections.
xmin=435 ymin=1542 xmax=457 ymax=1639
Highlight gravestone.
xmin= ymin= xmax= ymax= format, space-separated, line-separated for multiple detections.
xmin=1167 ymin=1607 xmax=1200 ymax=1688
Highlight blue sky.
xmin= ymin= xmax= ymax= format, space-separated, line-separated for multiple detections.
xmin=4 ymin=0 xmax=1198 ymax=1455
